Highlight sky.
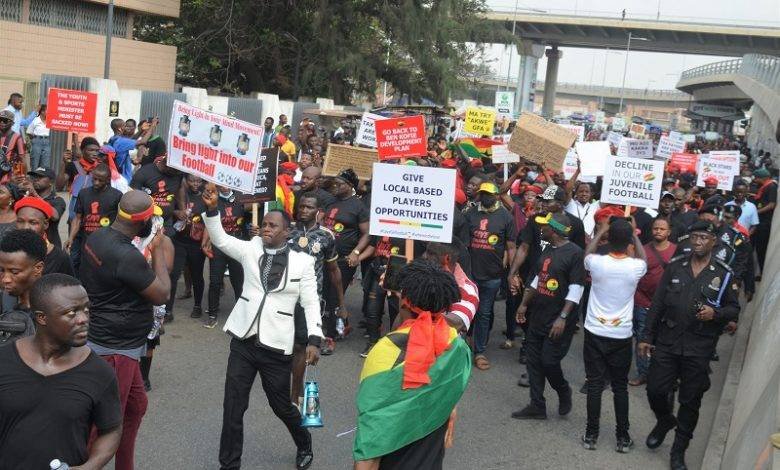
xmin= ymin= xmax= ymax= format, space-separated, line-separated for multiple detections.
xmin=484 ymin=0 xmax=780 ymax=89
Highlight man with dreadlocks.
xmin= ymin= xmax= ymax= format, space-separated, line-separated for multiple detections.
xmin=353 ymin=259 xmax=472 ymax=469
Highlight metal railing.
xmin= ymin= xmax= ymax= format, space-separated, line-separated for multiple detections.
xmin=679 ymin=59 xmax=743 ymax=80
xmin=476 ymin=73 xmax=687 ymax=99
xmin=679 ymin=54 xmax=780 ymax=91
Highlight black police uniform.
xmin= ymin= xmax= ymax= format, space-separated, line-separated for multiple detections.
xmin=641 ymin=251 xmax=740 ymax=455
xmin=674 ymin=225 xmax=748 ymax=282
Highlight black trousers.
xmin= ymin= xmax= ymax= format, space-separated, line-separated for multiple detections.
xmin=525 ymin=325 xmax=574 ymax=411
xmin=167 ymin=238 xmax=206 ymax=312
xmin=754 ymin=222 xmax=771 ymax=272
xmin=364 ymin=267 xmax=399 ymax=343
xmin=646 ymin=348 xmax=711 ymax=445
xmin=209 ymin=247 xmax=244 ymax=318
xmin=583 ymin=330 xmax=632 ymax=437
xmin=219 ymin=337 xmax=311 ymax=470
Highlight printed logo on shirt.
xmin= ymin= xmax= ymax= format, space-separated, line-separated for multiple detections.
xmin=470 ymin=217 xmax=496 ymax=251
xmin=390 ymin=246 xmax=400 ymax=255
xmin=334 ymin=223 xmax=344 ymax=233
xmin=487 ymin=234 xmax=499 ymax=245
xmin=546 ymin=278 xmax=559 ymax=291
xmin=99 ymin=217 xmax=110 ymax=227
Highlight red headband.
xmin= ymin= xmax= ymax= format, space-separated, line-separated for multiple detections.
xmin=117 ymin=201 xmax=159 ymax=222
xmin=14 ymin=196 xmax=54 ymax=219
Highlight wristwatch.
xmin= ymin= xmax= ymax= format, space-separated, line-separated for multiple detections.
xmin=352 ymin=249 xmax=361 ymax=256
xmin=559 ymin=311 xmax=569 ymax=320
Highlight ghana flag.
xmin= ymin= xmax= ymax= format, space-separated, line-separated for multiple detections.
xmin=353 ymin=323 xmax=472 ymax=461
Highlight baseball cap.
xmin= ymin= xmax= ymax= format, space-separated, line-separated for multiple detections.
xmin=27 ymin=167 xmax=55 ymax=179
xmin=0 ymin=110 xmax=14 ymax=121
xmin=478 ymin=182 xmax=499 ymax=194
xmin=541 ymin=185 xmax=566 ymax=202
xmin=754 ymin=168 xmax=771 ymax=178
xmin=534 ymin=212 xmax=572 ymax=236
xmin=660 ymin=191 xmax=675 ymax=200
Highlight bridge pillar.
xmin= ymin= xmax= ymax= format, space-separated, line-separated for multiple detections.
xmin=542 ymin=46 xmax=562 ymax=119
xmin=515 ymin=43 xmax=545 ymax=115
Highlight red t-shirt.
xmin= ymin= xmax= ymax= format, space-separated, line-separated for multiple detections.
xmin=634 ymin=242 xmax=677 ymax=308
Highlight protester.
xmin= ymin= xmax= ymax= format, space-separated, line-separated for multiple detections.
xmin=202 ymin=183 xmax=321 ymax=470
xmin=423 ymin=240 xmax=479 ymax=332
xmin=670 ymin=187 xmax=698 ymax=234
xmin=262 ymin=117 xmax=276 ymax=147
xmin=15 ymin=196 xmax=73 ymax=276
xmin=581 ymin=218 xmax=647 ymax=452
xmin=724 ymin=180 xmax=759 ymax=236
xmin=0 ymin=109 xmax=27 ymax=181
xmin=294 ymin=166 xmax=335 ymax=216
xmin=639 ymin=220 xmax=740 ymax=470
xmin=0 ymin=182 xmax=20 ymax=241
xmin=0 ymin=274 xmax=121 ymax=469
xmin=0 ymin=229 xmax=44 ymax=314
xmin=81 ymin=190 xmax=173 ymax=470
xmin=25 ymin=104 xmax=50 ymax=169
xmin=566 ymin=182 xmax=598 ymax=239
xmin=2 ymin=93 xmax=23 ymax=133
xmin=18 ymin=166 xmax=66 ymax=248
xmin=353 ymin=259 xmax=471 ymax=469
xmin=722 ymin=204 xmax=755 ymax=301
xmin=751 ymin=167 xmax=776 ymax=272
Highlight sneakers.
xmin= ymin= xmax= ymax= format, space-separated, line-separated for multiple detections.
xmin=360 ymin=342 xmax=375 ymax=358
xmin=499 ymin=339 xmax=514 ymax=349
xmin=190 ymin=305 xmax=202 ymax=318
xmin=511 ymin=405 xmax=547 ymax=420
xmin=203 ymin=316 xmax=218 ymax=329
xmin=581 ymin=434 xmax=598 ymax=450
xmin=616 ymin=435 xmax=634 ymax=454
xmin=295 ymin=447 xmax=314 ymax=470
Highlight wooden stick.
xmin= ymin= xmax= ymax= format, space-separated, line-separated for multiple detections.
xmin=252 ymin=202 xmax=259 ymax=226
xmin=624 ymin=204 xmax=632 ymax=218
xmin=405 ymin=238 xmax=414 ymax=262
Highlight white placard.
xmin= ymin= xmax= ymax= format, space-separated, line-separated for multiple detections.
xmin=562 ymin=148 xmax=578 ymax=180
xmin=167 ymin=100 xmax=262 ymax=193
xmin=355 ymin=112 xmax=385 ymax=148
xmin=559 ymin=123 xmax=585 ymax=142
xmin=607 ymin=131 xmax=623 ymax=148
xmin=668 ymin=131 xmax=682 ymax=141
xmin=491 ymin=144 xmax=520 ymax=164
xmin=696 ymin=151 xmax=740 ymax=191
xmin=656 ymin=136 xmax=687 ymax=160
xmin=617 ymin=138 xmax=653 ymax=159
xmin=576 ymin=141 xmax=611 ymax=177
xmin=601 ymin=157 xmax=665 ymax=209
xmin=369 ymin=163 xmax=455 ymax=243
xmin=494 ymin=91 xmax=515 ymax=117
xmin=612 ymin=117 xmax=626 ymax=132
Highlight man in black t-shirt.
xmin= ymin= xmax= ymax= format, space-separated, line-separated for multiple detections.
xmin=0 ymin=274 xmax=121 ymax=469
xmin=752 ymin=168 xmax=776 ymax=271
xmin=130 ymin=155 xmax=183 ymax=237
xmin=293 ymin=166 xmax=335 ymax=217
xmin=22 ymin=166 xmax=67 ymax=248
xmin=14 ymin=196 xmax=74 ymax=276
xmin=512 ymin=212 xmax=585 ymax=420
xmin=0 ymin=229 xmax=44 ymax=314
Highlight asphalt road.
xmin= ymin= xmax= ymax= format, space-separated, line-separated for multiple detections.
xmin=132 ymin=277 xmax=734 ymax=470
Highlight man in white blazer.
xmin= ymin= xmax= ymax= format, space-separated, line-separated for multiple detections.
xmin=201 ymin=183 xmax=322 ymax=470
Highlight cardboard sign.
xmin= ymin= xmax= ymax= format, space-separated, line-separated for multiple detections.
xmin=491 ymin=144 xmax=520 ymax=164
xmin=494 ymin=91 xmax=514 ymax=116
xmin=167 ymin=100 xmax=263 ymax=193
xmin=670 ymin=153 xmax=699 ymax=174
xmin=617 ymin=138 xmax=653 ymax=159
xmin=374 ymin=115 xmax=427 ymax=160
xmin=355 ymin=112 xmax=384 ymax=148
xmin=656 ymin=135 xmax=687 ymax=159
xmin=237 ymin=147 xmax=279 ymax=203
xmin=601 ymin=157 xmax=665 ymax=209
xmin=607 ymin=131 xmax=623 ymax=149
xmin=369 ymin=163 xmax=455 ymax=243
xmin=559 ymin=123 xmax=585 ymax=142
xmin=575 ymin=141 xmax=611 ymax=177
xmin=322 ymin=144 xmax=378 ymax=181
xmin=46 ymin=88 xmax=97 ymax=133
xmin=696 ymin=151 xmax=740 ymax=190
xmin=464 ymin=107 xmax=497 ymax=135
xmin=508 ymin=113 xmax=577 ymax=170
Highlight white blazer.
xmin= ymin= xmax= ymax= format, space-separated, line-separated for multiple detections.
xmin=203 ymin=212 xmax=323 ymax=355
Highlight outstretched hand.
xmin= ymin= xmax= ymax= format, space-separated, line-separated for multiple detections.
xmin=202 ymin=183 xmax=219 ymax=211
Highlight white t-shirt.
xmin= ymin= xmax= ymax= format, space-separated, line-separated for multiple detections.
xmin=25 ymin=116 xmax=49 ymax=137
xmin=566 ymin=199 xmax=598 ymax=238
xmin=584 ymin=253 xmax=647 ymax=339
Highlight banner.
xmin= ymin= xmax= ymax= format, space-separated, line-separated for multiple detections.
xmin=696 ymin=151 xmax=740 ymax=190
xmin=575 ymin=141 xmax=611 ymax=177
xmin=607 ymin=131 xmax=623 ymax=148
xmin=617 ymin=138 xmax=653 ymax=159
xmin=322 ymin=144 xmax=378 ymax=181
xmin=508 ymin=113 xmax=577 ymax=170
xmin=559 ymin=123 xmax=585 ymax=142
xmin=601 ymin=157 xmax=665 ymax=209
xmin=355 ymin=112 xmax=385 ymax=148
xmin=491 ymin=144 xmax=520 ymax=164
xmin=46 ymin=88 xmax=98 ymax=133
xmin=464 ymin=107 xmax=496 ymax=135
xmin=237 ymin=147 xmax=279 ymax=203
xmin=167 ymin=100 xmax=263 ymax=193
xmin=670 ymin=152 xmax=699 ymax=174
xmin=369 ymin=163 xmax=455 ymax=243
xmin=494 ymin=91 xmax=514 ymax=117
xmin=656 ymin=135 xmax=687 ymax=159
xmin=374 ymin=115 xmax=427 ymax=160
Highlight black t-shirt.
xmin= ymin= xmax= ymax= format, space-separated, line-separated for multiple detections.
xmin=564 ymin=210 xmax=587 ymax=249
xmin=130 ymin=164 xmax=182 ymax=232
xmin=517 ymin=216 xmax=545 ymax=283
xmin=0 ymin=345 xmax=121 ymax=470
xmin=322 ymin=195 xmax=370 ymax=257
xmin=464 ymin=205 xmax=517 ymax=281
xmin=757 ymin=181 xmax=777 ymax=224
xmin=175 ymin=189 xmax=207 ymax=244
xmin=528 ymin=241 xmax=585 ymax=331
xmin=44 ymin=245 xmax=75 ymax=276
xmin=81 ymin=228 xmax=156 ymax=349
xmin=634 ymin=208 xmax=654 ymax=245
xmin=43 ymin=193 xmax=67 ymax=248
xmin=74 ymin=185 xmax=123 ymax=236
xmin=216 ymin=194 xmax=247 ymax=238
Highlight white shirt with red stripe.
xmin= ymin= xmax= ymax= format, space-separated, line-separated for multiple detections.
xmin=449 ymin=264 xmax=479 ymax=330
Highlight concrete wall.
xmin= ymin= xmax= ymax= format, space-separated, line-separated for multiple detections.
xmin=88 ymin=0 xmax=181 ymax=17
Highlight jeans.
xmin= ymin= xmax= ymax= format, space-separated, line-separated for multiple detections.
xmin=219 ymin=338 xmax=311 ymax=469
xmin=473 ymin=278 xmax=501 ymax=354
xmin=526 ymin=325 xmax=574 ymax=411
xmin=208 ymin=247 xmax=244 ymax=318
xmin=583 ymin=330 xmax=632 ymax=437
xmin=364 ymin=267 xmax=399 ymax=343
xmin=632 ymin=306 xmax=650 ymax=378
xmin=29 ymin=136 xmax=51 ymax=169
xmin=167 ymin=238 xmax=205 ymax=312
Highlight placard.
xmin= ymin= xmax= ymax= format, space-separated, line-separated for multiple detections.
xmin=167 ymin=100 xmax=263 ymax=193
xmin=464 ymin=107 xmax=497 ymax=136
xmin=46 ymin=88 xmax=98 ymax=133
xmin=656 ymin=135 xmax=687 ymax=159
xmin=494 ymin=91 xmax=514 ymax=117
xmin=355 ymin=112 xmax=384 ymax=148
xmin=562 ymin=148 xmax=578 ymax=180
xmin=696 ymin=151 xmax=740 ymax=190
xmin=617 ymin=138 xmax=653 ymax=159
xmin=629 ymin=123 xmax=646 ymax=137
xmin=670 ymin=153 xmax=699 ymax=174
xmin=576 ymin=141 xmax=611 ymax=177
xmin=612 ymin=117 xmax=626 ymax=132
xmin=374 ymin=115 xmax=427 ymax=160
xmin=601 ymin=157 xmax=665 ymax=209
xmin=559 ymin=123 xmax=585 ymax=142
xmin=491 ymin=144 xmax=520 ymax=164
xmin=322 ymin=144 xmax=378 ymax=181
xmin=607 ymin=131 xmax=623 ymax=148
xmin=369 ymin=163 xmax=455 ymax=243
xmin=668 ymin=131 xmax=682 ymax=141
xmin=237 ymin=147 xmax=279 ymax=203
xmin=508 ymin=113 xmax=577 ymax=170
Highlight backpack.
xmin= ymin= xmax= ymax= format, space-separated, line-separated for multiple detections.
xmin=0 ymin=309 xmax=35 ymax=346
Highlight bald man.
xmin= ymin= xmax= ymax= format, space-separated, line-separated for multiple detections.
xmin=294 ymin=166 xmax=335 ymax=217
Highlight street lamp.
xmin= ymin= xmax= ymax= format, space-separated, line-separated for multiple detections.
xmin=599 ymin=49 xmax=621 ymax=111
xmin=618 ymin=32 xmax=649 ymax=115
xmin=104 ymin=0 xmax=114 ymax=79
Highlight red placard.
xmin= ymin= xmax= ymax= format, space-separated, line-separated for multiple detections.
xmin=670 ymin=152 xmax=699 ymax=174
xmin=46 ymin=88 xmax=98 ymax=133
xmin=374 ymin=115 xmax=427 ymax=160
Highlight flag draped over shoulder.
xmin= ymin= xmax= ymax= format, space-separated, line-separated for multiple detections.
xmin=353 ymin=323 xmax=472 ymax=461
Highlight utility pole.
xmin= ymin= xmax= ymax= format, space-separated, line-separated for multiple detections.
xmin=104 ymin=0 xmax=114 ymax=79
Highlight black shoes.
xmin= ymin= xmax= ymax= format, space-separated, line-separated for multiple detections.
xmin=511 ymin=405 xmax=547 ymax=420
xmin=646 ymin=416 xmax=678 ymax=449
xmin=558 ymin=388 xmax=572 ymax=416
xmin=616 ymin=435 xmax=634 ymax=454
xmin=191 ymin=305 xmax=202 ymax=318
xmin=670 ymin=452 xmax=688 ymax=470
xmin=296 ymin=447 xmax=313 ymax=470
xmin=164 ymin=310 xmax=174 ymax=323
xmin=360 ymin=342 xmax=375 ymax=358
xmin=517 ymin=373 xmax=530 ymax=387
xmin=581 ymin=434 xmax=598 ymax=450
xmin=203 ymin=315 xmax=218 ymax=329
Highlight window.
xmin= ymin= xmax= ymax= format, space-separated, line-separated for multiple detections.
xmin=29 ymin=0 xmax=128 ymax=37
xmin=0 ymin=0 xmax=22 ymax=21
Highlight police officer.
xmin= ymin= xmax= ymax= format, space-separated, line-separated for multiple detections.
xmin=638 ymin=220 xmax=740 ymax=470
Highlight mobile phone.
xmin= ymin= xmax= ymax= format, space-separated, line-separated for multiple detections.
xmin=382 ymin=255 xmax=408 ymax=292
